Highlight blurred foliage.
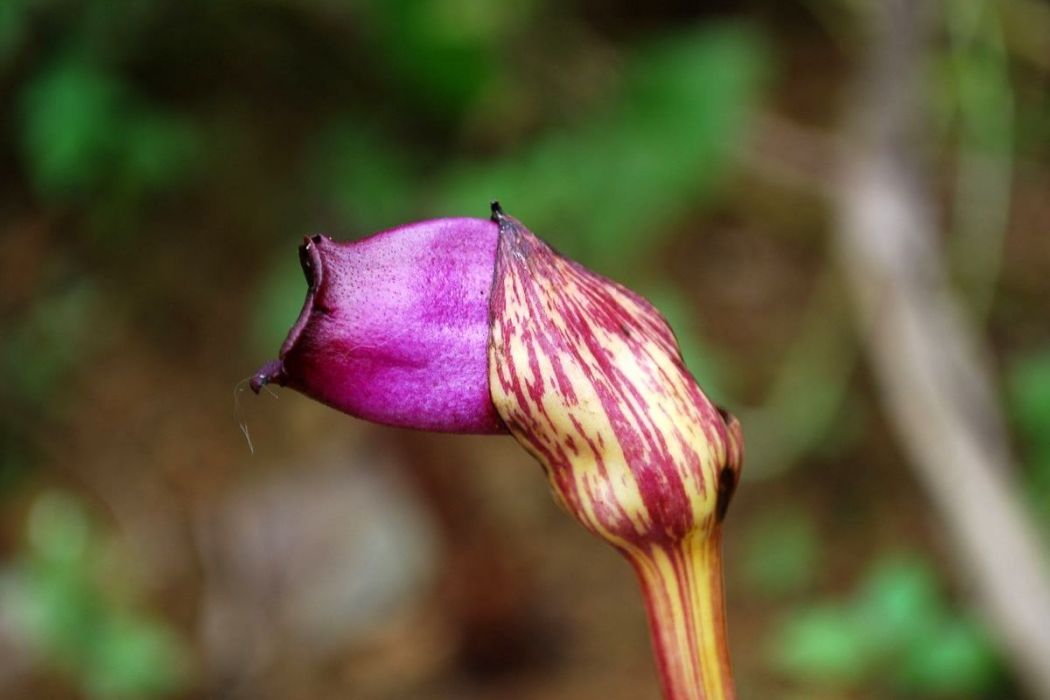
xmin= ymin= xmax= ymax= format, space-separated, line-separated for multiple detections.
xmin=308 ymin=117 xmax=418 ymax=234
xmin=740 ymin=507 xmax=820 ymax=598
xmin=740 ymin=275 xmax=860 ymax=480
xmin=942 ymin=0 xmax=1014 ymax=316
xmin=356 ymin=0 xmax=538 ymax=120
xmin=1007 ymin=349 xmax=1050 ymax=530
xmin=1 ymin=279 xmax=107 ymax=494
xmin=2 ymin=492 xmax=188 ymax=699
xmin=8 ymin=2 xmax=203 ymax=244
xmin=1 ymin=0 xmax=1047 ymax=698
xmin=434 ymin=22 xmax=767 ymax=272
xmin=20 ymin=59 xmax=199 ymax=206
xmin=772 ymin=556 xmax=1003 ymax=697
xmin=4 ymin=281 xmax=100 ymax=413
xmin=0 ymin=0 xmax=33 ymax=64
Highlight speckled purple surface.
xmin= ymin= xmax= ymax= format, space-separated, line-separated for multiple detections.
xmin=252 ymin=217 xmax=505 ymax=433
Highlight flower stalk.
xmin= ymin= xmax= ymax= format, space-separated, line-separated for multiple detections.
xmin=253 ymin=203 xmax=743 ymax=700
xmin=631 ymin=533 xmax=734 ymax=700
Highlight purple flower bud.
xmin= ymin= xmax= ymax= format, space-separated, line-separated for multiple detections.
xmin=251 ymin=218 xmax=505 ymax=434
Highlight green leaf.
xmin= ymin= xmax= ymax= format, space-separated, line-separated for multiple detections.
xmin=1007 ymin=349 xmax=1050 ymax=455
xmin=0 ymin=0 xmax=30 ymax=63
xmin=851 ymin=557 xmax=943 ymax=655
xmin=19 ymin=60 xmax=126 ymax=198
xmin=7 ymin=492 xmax=188 ymax=698
xmin=770 ymin=553 xmax=1002 ymax=695
xmin=86 ymin=616 xmax=186 ymax=699
xmin=359 ymin=0 xmax=524 ymax=118
xmin=896 ymin=617 xmax=999 ymax=695
xmin=1006 ymin=349 xmax=1050 ymax=525
xmin=120 ymin=112 xmax=200 ymax=192
xmin=773 ymin=604 xmax=870 ymax=685
xmin=740 ymin=508 xmax=820 ymax=598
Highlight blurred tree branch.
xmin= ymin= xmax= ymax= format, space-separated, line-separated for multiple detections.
xmin=834 ymin=1 xmax=1050 ymax=697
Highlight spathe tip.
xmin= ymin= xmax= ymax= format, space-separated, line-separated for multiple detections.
xmin=250 ymin=359 xmax=285 ymax=394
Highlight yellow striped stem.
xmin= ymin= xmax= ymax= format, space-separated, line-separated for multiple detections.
xmin=628 ymin=531 xmax=734 ymax=700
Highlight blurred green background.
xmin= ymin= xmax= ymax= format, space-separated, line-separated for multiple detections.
xmin=1 ymin=1 xmax=1049 ymax=699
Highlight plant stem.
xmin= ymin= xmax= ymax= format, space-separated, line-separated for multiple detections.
xmin=627 ymin=530 xmax=735 ymax=700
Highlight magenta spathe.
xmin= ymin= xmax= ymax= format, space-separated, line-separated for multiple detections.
xmin=251 ymin=217 xmax=505 ymax=434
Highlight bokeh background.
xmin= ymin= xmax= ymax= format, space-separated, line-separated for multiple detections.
xmin=2 ymin=1 xmax=1050 ymax=698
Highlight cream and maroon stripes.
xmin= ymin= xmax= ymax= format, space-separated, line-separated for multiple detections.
xmin=486 ymin=208 xmax=743 ymax=700
xmin=632 ymin=531 xmax=735 ymax=700
xmin=487 ymin=209 xmax=741 ymax=551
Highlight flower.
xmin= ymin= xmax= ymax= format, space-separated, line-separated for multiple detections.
xmin=253 ymin=203 xmax=744 ymax=700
